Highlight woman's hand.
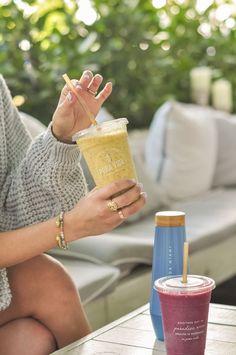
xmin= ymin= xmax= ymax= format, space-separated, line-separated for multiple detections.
xmin=65 ymin=179 xmax=146 ymax=241
xmin=52 ymin=70 xmax=112 ymax=143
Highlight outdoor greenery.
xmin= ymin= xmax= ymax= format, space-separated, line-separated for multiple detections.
xmin=0 ymin=0 xmax=236 ymax=128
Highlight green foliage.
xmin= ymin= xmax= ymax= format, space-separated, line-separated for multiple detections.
xmin=0 ymin=0 xmax=236 ymax=128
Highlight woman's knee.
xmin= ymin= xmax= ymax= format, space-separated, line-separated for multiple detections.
xmin=8 ymin=254 xmax=79 ymax=316
xmin=30 ymin=255 xmax=80 ymax=313
xmin=0 ymin=317 xmax=57 ymax=355
xmin=38 ymin=254 xmax=78 ymax=297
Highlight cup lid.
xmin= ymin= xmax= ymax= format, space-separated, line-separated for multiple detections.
xmin=155 ymin=211 xmax=185 ymax=227
xmin=72 ymin=117 xmax=128 ymax=142
xmin=154 ymin=275 xmax=215 ymax=294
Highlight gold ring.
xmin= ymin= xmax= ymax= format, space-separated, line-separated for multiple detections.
xmin=87 ymin=87 xmax=97 ymax=96
xmin=118 ymin=209 xmax=125 ymax=220
xmin=107 ymin=199 xmax=119 ymax=212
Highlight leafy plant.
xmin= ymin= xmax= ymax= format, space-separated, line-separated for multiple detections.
xmin=0 ymin=0 xmax=236 ymax=128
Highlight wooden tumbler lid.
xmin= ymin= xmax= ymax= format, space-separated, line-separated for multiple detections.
xmin=155 ymin=211 xmax=185 ymax=227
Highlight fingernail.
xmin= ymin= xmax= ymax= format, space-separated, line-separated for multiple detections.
xmin=140 ymin=191 xmax=147 ymax=199
xmin=67 ymin=92 xmax=72 ymax=102
xmin=106 ymin=82 xmax=112 ymax=88
xmin=84 ymin=75 xmax=91 ymax=81
xmin=84 ymin=71 xmax=92 ymax=79
xmin=95 ymin=74 xmax=103 ymax=80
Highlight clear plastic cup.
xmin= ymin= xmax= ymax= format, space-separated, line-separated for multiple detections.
xmin=73 ymin=118 xmax=137 ymax=188
xmin=155 ymin=275 xmax=215 ymax=355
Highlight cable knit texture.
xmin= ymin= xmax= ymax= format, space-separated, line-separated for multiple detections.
xmin=0 ymin=75 xmax=88 ymax=310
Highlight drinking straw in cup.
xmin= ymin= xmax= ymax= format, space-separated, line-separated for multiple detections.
xmin=182 ymin=241 xmax=189 ymax=284
xmin=62 ymin=73 xmax=97 ymax=125
xmin=155 ymin=242 xmax=215 ymax=355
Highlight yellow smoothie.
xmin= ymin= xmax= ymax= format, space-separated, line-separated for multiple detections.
xmin=75 ymin=119 xmax=137 ymax=188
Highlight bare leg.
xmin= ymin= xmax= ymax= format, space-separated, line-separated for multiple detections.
xmin=0 ymin=255 xmax=91 ymax=349
xmin=0 ymin=318 xmax=56 ymax=355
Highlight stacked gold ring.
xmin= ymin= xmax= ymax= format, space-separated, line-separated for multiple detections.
xmin=107 ymin=199 xmax=125 ymax=220
xmin=107 ymin=199 xmax=119 ymax=212
xmin=118 ymin=209 xmax=125 ymax=220
xmin=87 ymin=88 xmax=97 ymax=96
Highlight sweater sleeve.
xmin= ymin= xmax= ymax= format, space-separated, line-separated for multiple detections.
xmin=0 ymin=75 xmax=88 ymax=231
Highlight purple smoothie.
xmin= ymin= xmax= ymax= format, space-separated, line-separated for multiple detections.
xmin=155 ymin=275 xmax=215 ymax=355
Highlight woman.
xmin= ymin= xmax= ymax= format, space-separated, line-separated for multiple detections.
xmin=0 ymin=72 xmax=146 ymax=354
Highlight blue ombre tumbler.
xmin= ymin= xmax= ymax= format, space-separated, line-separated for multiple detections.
xmin=150 ymin=211 xmax=186 ymax=341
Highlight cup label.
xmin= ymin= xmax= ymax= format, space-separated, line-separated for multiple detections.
xmin=173 ymin=319 xmax=206 ymax=341
xmin=97 ymin=151 xmax=126 ymax=176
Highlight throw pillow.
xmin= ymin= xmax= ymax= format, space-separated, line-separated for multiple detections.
xmin=145 ymin=101 xmax=218 ymax=201
xmin=212 ymin=113 xmax=236 ymax=187
xmin=126 ymin=129 xmax=167 ymax=223
xmin=144 ymin=102 xmax=169 ymax=180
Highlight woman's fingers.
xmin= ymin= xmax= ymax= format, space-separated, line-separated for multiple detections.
xmin=112 ymin=183 xmax=143 ymax=209
xmin=78 ymin=70 xmax=93 ymax=89
xmin=60 ymin=71 xmax=93 ymax=99
xmin=87 ymin=74 xmax=103 ymax=95
xmin=59 ymin=71 xmax=112 ymax=107
xmin=96 ymin=82 xmax=113 ymax=104
xmin=97 ymin=179 xmax=147 ymax=223
xmin=60 ymin=79 xmax=79 ymax=100
xmin=119 ymin=192 xmax=147 ymax=220
xmin=70 ymin=181 xmax=146 ymax=239
xmin=106 ymin=191 xmax=146 ymax=223
xmin=99 ymin=179 xmax=137 ymax=200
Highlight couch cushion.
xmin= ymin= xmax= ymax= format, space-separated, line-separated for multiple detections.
xmin=144 ymin=101 xmax=218 ymax=202
xmin=51 ymin=234 xmax=153 ymax=278
xmin=50 ymin=189 xmax=236 ymax=281
xmin=172 ymin=188 xmax=236 ymax=252
xmin=19 ymin=111 xmax=46 ymax=138
xmin=96 ymin=107 xmax=114 ymax=123
xmin=212 ymin=114 xmax=236 ymax=187
xmin=47 ymin=254 xmax=120 ymax=305
xmin=111 ymin=188 xmax=236 ymax=257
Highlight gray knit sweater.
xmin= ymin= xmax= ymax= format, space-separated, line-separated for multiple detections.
xmin=0 ymin=75 xmax=87 ymax=311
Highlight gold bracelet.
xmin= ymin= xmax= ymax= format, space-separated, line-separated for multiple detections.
xmin=55 ymin=212 xmax=68 ymax=250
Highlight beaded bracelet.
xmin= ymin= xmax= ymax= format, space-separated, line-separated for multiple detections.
xmin=56 ymin=212 xmax=68 ymax=250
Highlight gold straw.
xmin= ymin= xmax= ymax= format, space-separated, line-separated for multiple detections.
xmin=62 ymin=73 xmax=97 ymax=125
xmin=182 ymin=241 xmax=189 ymax=284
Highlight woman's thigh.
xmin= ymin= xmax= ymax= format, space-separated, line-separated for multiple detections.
xmin=0 ymin=254 xmax=76 ymax=325
xmin=0 ymin=254 xmax=91 ymax=348
xmin=0 ymin=317 xmax=56 ymax=355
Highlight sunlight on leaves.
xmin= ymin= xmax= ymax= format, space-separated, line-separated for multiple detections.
xmin=76 ymin=0 xmax=97 ymax=25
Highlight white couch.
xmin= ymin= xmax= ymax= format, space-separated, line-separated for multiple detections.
xmin=20 ymin=102 xmax=236 ymax=330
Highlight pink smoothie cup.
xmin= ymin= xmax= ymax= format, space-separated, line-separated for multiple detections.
xmin=154 ymin=275 xmax=215 ymax=355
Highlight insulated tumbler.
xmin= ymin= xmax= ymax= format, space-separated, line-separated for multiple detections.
xmin=150 ymin=211 xmax=186 ymax=341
